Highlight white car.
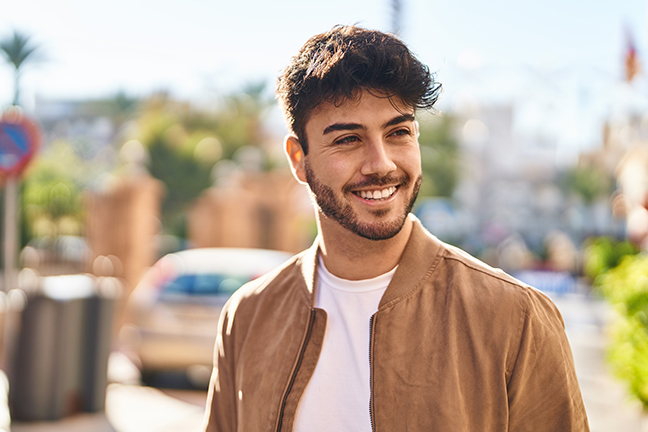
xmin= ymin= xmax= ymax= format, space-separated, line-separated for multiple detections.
xmin=120 ymin=247 xmax=292 ymax=387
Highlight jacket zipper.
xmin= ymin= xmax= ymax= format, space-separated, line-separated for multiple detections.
xmin=276 ymin=308 xmax=317 ymax=432
xmin=369 ymin=313 xmax=377 ymax=432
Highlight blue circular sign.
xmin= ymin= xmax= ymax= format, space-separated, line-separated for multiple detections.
xmin=0 ymin=111 xmax=40 ymax=177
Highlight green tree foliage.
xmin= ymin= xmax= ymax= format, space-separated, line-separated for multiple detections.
xmin=561 ymin=166 xmax=613 ymax=205
xmin=597 ymin=253 xmax=648 ymax=408
xmin=133 ymin=83 xmax=275 ymax=235
xmin=417 ymin=114 xmax=459 ymax=198
xmin=18 ymin=93 xmax=138 ymax=246
xmin=138 ymin=107 xmax=214 ymax=233
xmin=584 ymin=236 xmax=640 ymax=282
xmin=22 ymin=141 xmax=90 ymax=239
xmin=212 ymin=82 xmax=275 ymax=160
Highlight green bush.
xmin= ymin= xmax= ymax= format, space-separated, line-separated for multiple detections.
xmin=598 ymin=253 xmax=648 ymax=408
xmin=607 ymin=317 xmax=648 ymax=405
xmin=584 ymin=237 xmax=639 ymax=283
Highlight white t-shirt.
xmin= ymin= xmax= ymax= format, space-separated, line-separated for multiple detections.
xmin=293 ymin=256 xmax=396 ymax=432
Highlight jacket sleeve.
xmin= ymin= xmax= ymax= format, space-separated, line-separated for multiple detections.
xmin=203 ymin=299 xmax=238 ymax=432
xmin=507 ymin=289 xmax=590 ymax=431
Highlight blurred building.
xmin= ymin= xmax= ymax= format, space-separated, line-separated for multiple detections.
xmin=452 ymin=104 xmax=574 ymax=252
xmin=32 ymin=96 xmax=128 ymax=162
xmin=577 ymin=70 xmax=648 ymax=248
xmin=420 ymin=91 xmax=635 ymax=274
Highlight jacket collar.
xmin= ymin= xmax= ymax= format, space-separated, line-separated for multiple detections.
xmin=379 ymin=214 xmax=444 ymax=308
xmin=298 ymin=214 xmax=444 ymax=308
xmin=297 ymin=234 xmax=321 ymax=306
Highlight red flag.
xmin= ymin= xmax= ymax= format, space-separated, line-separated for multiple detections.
xmin=625 ymin=26 xmax=641 ymax=82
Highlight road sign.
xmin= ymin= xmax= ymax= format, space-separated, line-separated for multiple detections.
xmin=0 ymin=109 xmax=41 ymax=177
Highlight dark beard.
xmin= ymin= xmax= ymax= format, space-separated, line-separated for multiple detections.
xmin=304 ymin=161 xmax=421 ymax=241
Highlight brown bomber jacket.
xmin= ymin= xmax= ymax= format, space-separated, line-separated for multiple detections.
xmin=203 ymin=216 xmax=590 ymax=432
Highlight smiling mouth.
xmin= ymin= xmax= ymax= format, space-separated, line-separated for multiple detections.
xmin=353 ymin=186 xmax=398 ymax=201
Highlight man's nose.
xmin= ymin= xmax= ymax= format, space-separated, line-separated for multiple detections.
xmin=360 ymin=140 xmax=397 ymax=177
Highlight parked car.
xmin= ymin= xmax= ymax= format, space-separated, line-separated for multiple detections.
xmin=119 ymin=247 xmax=292 ymax=388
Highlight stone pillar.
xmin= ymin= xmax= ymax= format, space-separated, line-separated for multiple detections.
xmin=85 ymin=174 xmax=164 ymax=299
xmin=188 ymin=171 xmax=314 ymax=253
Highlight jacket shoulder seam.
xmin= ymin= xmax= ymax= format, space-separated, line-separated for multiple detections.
xmin=441 ymin=253 xmax=527 ymax=289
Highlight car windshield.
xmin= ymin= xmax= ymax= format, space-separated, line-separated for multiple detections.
xmin=160 ymin=273 xmax=250 ymax=297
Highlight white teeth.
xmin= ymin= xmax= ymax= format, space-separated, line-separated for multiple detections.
xmin=358 ymin=187 xmax=396 ymax=200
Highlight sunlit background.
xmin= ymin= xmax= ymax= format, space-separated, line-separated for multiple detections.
xmin=1 ymin=0 xmax=648 ymax=431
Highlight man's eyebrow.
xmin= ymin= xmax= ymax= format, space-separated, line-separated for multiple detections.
xmin=383 ymin=114 xmax=415 ymax=128
xmin=322 ymin=123 xmax=364 ymax=135
xmin=322 ymin=114 xmax=415 ymax=135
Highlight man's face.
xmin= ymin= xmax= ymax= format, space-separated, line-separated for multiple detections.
xmin=290 ymin=90 xmax=422 ymax=241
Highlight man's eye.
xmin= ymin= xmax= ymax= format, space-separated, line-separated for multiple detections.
xmin=335 ymin=135 xmax=359 ymax=145
xmin=390 ymin=128 xmax=411 ymax=137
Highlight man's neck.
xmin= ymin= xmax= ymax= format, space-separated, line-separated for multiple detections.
xmin=317 ymin=215 xmax=414 ymax=281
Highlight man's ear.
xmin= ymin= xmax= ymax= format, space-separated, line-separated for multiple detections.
xmin=285 ymin=135 xmax=307 ymax=184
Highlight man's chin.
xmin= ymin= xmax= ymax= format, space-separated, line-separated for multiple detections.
xmin=339 ymin=216 xmax=410 ymax=241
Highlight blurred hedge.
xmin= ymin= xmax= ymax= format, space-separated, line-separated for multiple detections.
xmin=596 ymin=252 xmax=648 ymax=408
xmin=584 ymin=237 xmax=639 ymax=283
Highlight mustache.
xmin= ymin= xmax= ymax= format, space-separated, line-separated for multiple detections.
xmin=342 ymin=173 xmax=411 ymax=193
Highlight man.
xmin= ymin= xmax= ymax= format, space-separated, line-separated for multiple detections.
xmin=203 ymin=26 xmax=589 ymax=432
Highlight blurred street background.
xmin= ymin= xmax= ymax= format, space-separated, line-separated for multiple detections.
xmin=1 ymin=0 xmax=648 ymax=430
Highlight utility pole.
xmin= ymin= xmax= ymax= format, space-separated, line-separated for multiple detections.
xmin=3 ymin=177 xmax=17 ymax=293
xmin=391 ymin=0 xmax=403 ymax=35
xmin=0 ymin=31 xmax=40 ymax=291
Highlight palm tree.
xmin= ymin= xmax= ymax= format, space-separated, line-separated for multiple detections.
xmin=0 ymin=30 xmax=40 ymax=106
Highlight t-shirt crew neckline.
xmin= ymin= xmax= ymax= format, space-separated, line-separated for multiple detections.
xmin=317 ymin=255 xmax=398 ymax=293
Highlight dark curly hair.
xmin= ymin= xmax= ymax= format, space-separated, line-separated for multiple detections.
xmin=276 ymin=25 xmax=442 ymax=155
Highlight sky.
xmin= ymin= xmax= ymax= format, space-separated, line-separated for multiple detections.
xmin=1 ymin=0 xmax=647 ymax=150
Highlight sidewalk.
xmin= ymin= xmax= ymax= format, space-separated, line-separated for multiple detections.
xmin=11 ymin=352 xmax=207 ymax=432
xmin=11 ymin=384 xmax=207 ymax=432
xmin=10 ymin=292 xmax=648 ymax=432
